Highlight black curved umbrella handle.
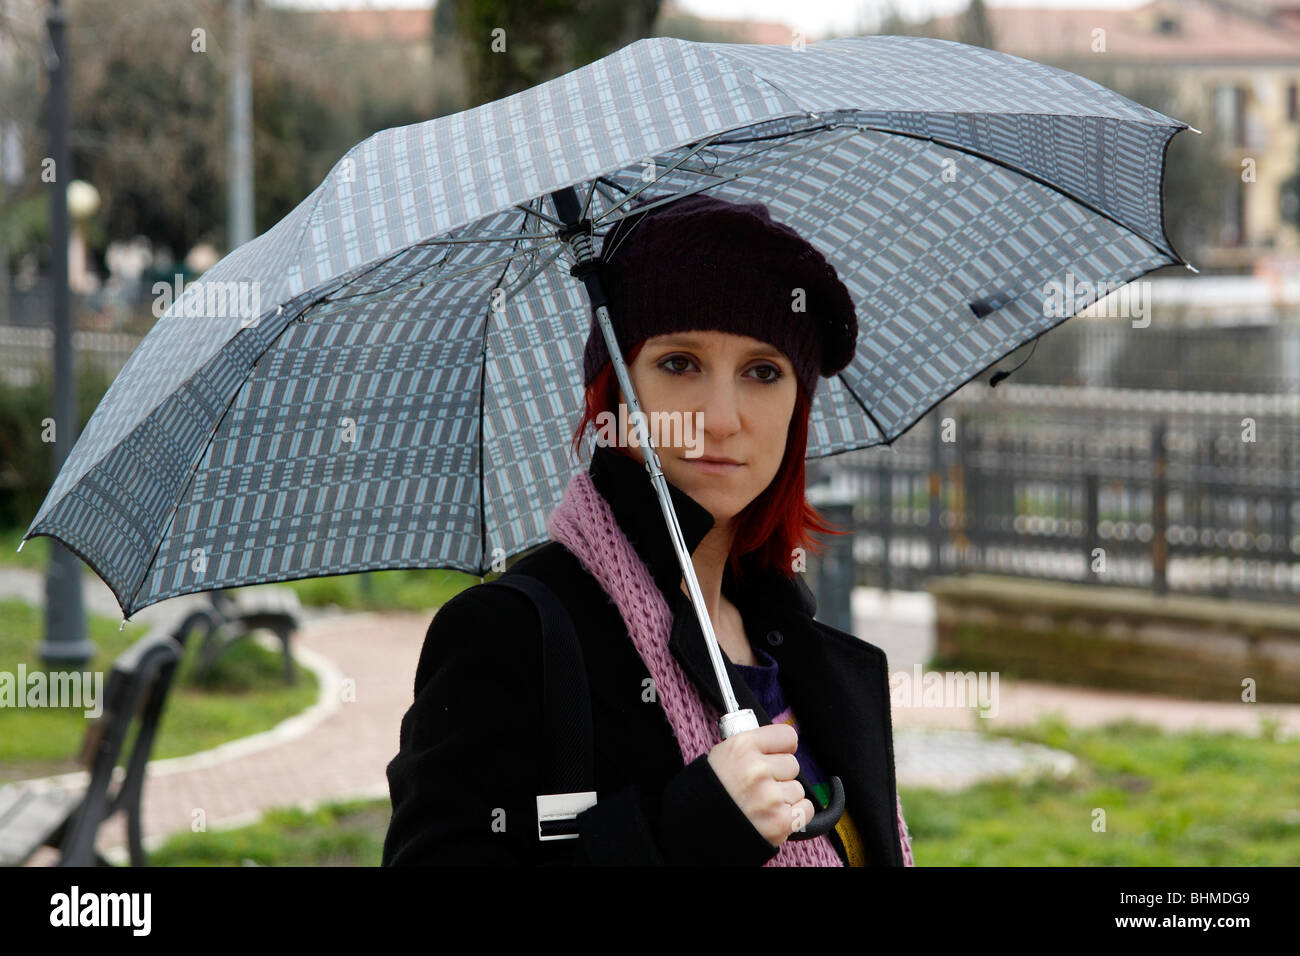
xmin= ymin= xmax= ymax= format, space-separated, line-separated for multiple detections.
xmin=787 ymin=775 xmax=845 ymax=840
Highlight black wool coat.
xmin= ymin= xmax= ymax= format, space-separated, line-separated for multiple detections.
xmin=382 ymin=444 xmax=905 ymax=866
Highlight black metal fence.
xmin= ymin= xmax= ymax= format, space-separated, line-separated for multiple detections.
xmin=808 ymin=383 xmax=1300 ymax=608
xmin=1002 ymin=318 xmax=1300 ymax=395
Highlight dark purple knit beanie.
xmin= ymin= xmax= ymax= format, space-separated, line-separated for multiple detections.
xmin=582 ymin=192 xmax=858 ymax=399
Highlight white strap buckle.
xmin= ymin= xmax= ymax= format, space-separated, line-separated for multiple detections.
xmin=536 ymin=791 xmax=598 ymax=841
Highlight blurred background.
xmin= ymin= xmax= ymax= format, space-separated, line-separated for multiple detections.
xmin=1 ymin=0 xmax=1298 ymax=867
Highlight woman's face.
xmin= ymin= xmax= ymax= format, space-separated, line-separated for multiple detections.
xmin=619 ymin=329 xmax=798 ymax=527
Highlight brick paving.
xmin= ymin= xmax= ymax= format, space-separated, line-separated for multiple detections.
xmin=889 ymin=678 xmax=1300 ymax=738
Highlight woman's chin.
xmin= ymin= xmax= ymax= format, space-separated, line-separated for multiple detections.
xmin=668 ymin=478 xmax=742 ymax=521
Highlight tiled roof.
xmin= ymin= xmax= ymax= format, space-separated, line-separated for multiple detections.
xmin=310 ymin=8 xmax=432 ymax=43
xmin=930 ymin=0 xmax=1300 ymax=62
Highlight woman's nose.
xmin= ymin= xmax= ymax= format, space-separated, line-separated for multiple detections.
xmin=698 ymin=374 xmax=742 ymax=439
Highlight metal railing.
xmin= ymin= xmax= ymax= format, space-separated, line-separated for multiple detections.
xmin=808 ymin=383 xmax=1300 ymax=608
xmin=0 ymin=325 xmax=140 ymax=387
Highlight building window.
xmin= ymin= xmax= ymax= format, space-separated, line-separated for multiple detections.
xmin=1215 ymin=83 xmax=1249 ymax=146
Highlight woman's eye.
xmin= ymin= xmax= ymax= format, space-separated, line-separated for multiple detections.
xmin=659 ymin=356 xmax=783 ymax=382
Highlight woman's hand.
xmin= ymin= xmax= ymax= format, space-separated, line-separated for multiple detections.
xmin=706 ymin=723 xmax=814 ymax=849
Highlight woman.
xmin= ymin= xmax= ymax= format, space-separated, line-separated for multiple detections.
xmin=382 ymin=192 xmax=914 ymax=866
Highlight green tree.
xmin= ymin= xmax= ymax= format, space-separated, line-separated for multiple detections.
xmin=0 ymin=363 xmax=112 ymax=527
xmin=449 ymin=0 xmax=661 ymax=107
xmin=2 ymin=0 xmax=437 ymax=280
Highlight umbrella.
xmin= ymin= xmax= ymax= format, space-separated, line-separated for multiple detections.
xmin=21 ymin=33 xmax=1193 ymax=837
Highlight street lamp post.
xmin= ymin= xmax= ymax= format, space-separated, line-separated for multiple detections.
xmin=66 ymin=178 xmax=99 ymax=294
xmin=36 ymin=0 xmax=91 ymax=667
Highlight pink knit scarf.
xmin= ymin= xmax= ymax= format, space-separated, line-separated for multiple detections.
xmin=546 ymin=468 xmax=844 ymax=867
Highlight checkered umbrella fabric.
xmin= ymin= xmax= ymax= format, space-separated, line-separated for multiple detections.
xmin=21 ymin=34 xmax=1192 ymax=618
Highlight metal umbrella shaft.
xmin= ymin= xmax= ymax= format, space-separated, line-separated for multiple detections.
xmin=550 ymin=187 xmax=756 ymax=739
xmin=600 ymin=302 xmax=759 ymax=734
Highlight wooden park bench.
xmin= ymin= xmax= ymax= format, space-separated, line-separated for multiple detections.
xmin=197 ymin=587 xmax=302 ymax=685
xmin=0 ymin=605 xmax=220 ymax=867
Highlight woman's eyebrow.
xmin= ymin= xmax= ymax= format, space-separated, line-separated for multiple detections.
xmin=654 ymin=336 xmax=788 ymax=361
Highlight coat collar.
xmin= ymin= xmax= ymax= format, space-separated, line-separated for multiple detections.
xmin=586 ymin=442 xmax=821 ymax=723
xmin=587 ymin=443 xmax=715 ymax=607
xmin=586 ymin=444 xmax=817 ymax=621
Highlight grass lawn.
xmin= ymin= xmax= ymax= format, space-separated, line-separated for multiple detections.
xmin=283 ymin=566 xmax=478 ymax=613
xmin=904 ymin=713 xmax=1300 ymax=865
xmin=149 ymin=798 xmax=390 ymax=866
xmin=0 ymin=599 xmax=318 ymax=785
xmin=2 ymin=527 xmax=54 ymax=573
xmin=143 ymin=714 xmax=1300 ymax=865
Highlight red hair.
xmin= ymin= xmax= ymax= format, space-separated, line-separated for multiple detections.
xmin=568 ymin=341 xmax=846 ymax=585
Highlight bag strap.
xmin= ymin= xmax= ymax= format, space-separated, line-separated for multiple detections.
xmin=487 ymin=573 xmax=596 ymax=841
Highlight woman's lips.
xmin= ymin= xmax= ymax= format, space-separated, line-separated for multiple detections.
xmin=683 ymin=457 xmax=743 ymax=475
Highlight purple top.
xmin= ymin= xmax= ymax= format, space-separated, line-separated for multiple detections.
xmin=731 ymin=645 xmax=834 ymax=806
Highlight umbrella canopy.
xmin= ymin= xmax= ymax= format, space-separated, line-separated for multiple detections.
xmin=21 ymin=33 xmax=1192 ymax=619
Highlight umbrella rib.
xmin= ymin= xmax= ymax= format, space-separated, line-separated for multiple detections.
xmin=709 ymin=123 xmax=829 ymax=147
xmin=312 ymin=126 xmax=841 ymax=318
xmin=477 ymin=206 xmax=540 ymax=576
xmin=502 ymin=245 xmax=566 ymax=299
xmin=591 ymin=179 xmax=623 ymax=209
xmin=705 ymin=46 xmax=802 ymax=116
xmin=302 ymin=241 xmax=560 ymax=321
xmin=578 ymin=179 xmax=600 ymax=223
xmin=414 ymin=232 xmax=554 ymax=245
xmin=514 ymin=201 xmax=565 ymax=228
xmin=595 ymin=175 xmax=631 ymax=196
xmin=595 ymin=132 xmax=726 ymax=222
xmin=833 ymin=369 xmax=891 ymax=447
xmin=119 ymin=276 xmax=358 ymax=615
xmin=304 ymin=204 xmax=561 ymax=321
xmin=634 ymin=127 xmax=818 ymax=184
xmin=591 ymin=128 xmax=859 ymax=232
xmin=477 ymin=302 xmax=489 ymax=576
xmin=593 ymin=154 xmax=767 ymax=264
xmin=586 ymin=124 xmax=838 ymax=265
xmin=652 ymin=124 xmax=832 ymax=185
xmin=820 ymin=118 xmax=1189 ymax=265
xmin=314 ymin=246 xmax=458 ymax=307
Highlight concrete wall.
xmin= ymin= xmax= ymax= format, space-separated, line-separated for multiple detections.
xmin=928 ymin=574 xmax=1300 ymax=702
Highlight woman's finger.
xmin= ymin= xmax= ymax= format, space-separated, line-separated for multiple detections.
xmin=766 ymin=751 xmax=801 ymax=781
xmin=780 ymin=779 xmax=805 ymax=806
xmin=788 ymin=798 xmax=817 ymax=836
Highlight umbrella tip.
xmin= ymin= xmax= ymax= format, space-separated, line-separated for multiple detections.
xmin=1184 ymin=262 xmax=1199 ymax=275
xmin=1187 ymin=125 xmax=1203 ymax=135
xmin=15 ymin=539 xmax=23 ymax=553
